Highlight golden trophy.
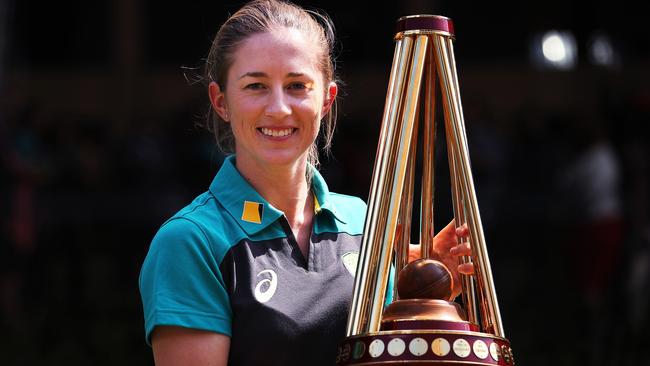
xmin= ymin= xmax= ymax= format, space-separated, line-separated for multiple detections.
xmin=336 ymin=15 xmax=515 ymax=365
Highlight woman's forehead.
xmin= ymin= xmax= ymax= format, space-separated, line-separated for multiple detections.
xmin=229 ymin=28 xmax=323 ymax=78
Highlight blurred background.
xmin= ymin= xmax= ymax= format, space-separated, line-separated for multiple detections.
xmin=1 ymin=0 xmax=649 ymax=365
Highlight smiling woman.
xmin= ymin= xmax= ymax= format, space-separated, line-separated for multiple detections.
xmin=139 ymin=2 xmax=359 ymax=365
xmin=208 ymin=27 xmax=338 ymax=179
xmin=203 ymin=0 xmax=339 ymax=172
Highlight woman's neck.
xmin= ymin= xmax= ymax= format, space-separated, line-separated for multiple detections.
xmin=234 ymin=155 xmax=311 ymax=226
xmin=234 ymin=153 xmax=315 ymax=259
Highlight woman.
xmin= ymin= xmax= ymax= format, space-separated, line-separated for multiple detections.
xmin=139 ymin=1 xmax=472 ymax=365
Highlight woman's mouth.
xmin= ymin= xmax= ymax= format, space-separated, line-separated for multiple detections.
xmin=258 ymin=127 xmax=296 ymax=137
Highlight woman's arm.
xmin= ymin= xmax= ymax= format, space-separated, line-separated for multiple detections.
xmin=152 ymin=326 xmax=230 ymax=366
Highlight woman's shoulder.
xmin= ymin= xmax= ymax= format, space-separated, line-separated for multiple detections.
xmin=321 ymin=192 xmax=367 ymax=235
xmin=151 ymin=190 xmax=247 ymax=262
xmin=327 ymin=192 xmax=367 ymax=212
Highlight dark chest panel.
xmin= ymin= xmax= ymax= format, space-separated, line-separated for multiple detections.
xmin=220 ymin=232 xmax=361 ymax=366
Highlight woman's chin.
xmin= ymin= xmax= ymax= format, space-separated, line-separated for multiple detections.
xmin=251 ymin=150 xmax=308 ymax=168
xmin=262 ymin=153 xmax=306 ymax=167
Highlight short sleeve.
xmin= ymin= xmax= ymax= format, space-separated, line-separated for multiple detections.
xmin=139 ymin=217 xmax=232 ymax=345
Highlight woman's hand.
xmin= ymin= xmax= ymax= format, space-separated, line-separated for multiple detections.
xmin=408 ymin=220 xmax=474 ymax=298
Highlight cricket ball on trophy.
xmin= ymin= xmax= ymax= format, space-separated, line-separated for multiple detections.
xmin=397 ymin=258 xmax=453 ymax=301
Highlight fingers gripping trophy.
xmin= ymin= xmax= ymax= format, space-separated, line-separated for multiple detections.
xmin=336 ymin=16 xmax=515 ymax=365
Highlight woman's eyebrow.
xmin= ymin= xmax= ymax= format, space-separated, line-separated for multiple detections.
xmin=238 ymin=71 xmax=267 ymax=79
xmin=238 ymin=71 xmax=309 ymax=79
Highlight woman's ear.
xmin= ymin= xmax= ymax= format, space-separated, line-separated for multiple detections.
xmin=322 ymin=82 xmax=338 ymax=115
xmin=208 ymin=81 xmax=229 ymax=122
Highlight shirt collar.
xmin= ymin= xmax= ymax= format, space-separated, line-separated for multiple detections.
xmin=309 ymin=164 xmax=347 ymax=224
xmin=209 ymin=155 xmax=347 ymax=236
xmin=209 ymin=156 xmax=283 ymax=236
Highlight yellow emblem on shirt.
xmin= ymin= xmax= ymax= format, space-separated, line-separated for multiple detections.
xmin=314 ymin=196 xmax=321 ymax=214
xmin=242 ymin=201 xmax=263 ymax=224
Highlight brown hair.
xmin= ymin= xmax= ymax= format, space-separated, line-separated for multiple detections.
xmin=203 ymin=0 xmax=338 ymax=168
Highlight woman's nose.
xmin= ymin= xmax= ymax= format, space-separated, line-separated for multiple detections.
xmin=265 ymin=87 xmax=291 ymax=118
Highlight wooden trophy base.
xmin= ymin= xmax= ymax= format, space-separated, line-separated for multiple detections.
xmin=336 ymin=300 xmax=514 ymax=365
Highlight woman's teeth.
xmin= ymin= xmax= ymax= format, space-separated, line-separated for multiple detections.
xmin=260 ymin=128 xmax=294 ymax=137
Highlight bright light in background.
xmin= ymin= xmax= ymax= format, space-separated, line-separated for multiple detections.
xmin=531 ymin=30 xmax=577 ymax=70
xmin=541 ymin=31 xmax=576 ymax=69
xmin=542 ymin=33 xmax=568 ymax=62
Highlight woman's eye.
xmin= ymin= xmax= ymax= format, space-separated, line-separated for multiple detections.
xmin=287 ymin=82 xmax=307 ymax=90
xmin=245 ymin=83 xmax=265 ymax=90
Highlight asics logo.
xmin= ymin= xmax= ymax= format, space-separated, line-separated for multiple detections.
xmin=254 ymin=269 xmax=278 ymax=303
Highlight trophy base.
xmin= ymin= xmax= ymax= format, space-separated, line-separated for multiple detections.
xmin=381 ymin=299 xmax=473 ymax=327
xmin=336 ymin=319 xmax=514 ymax=365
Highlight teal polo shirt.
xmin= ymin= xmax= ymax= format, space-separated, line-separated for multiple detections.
xmin=139 ymin=155 xmax=391 ymax=366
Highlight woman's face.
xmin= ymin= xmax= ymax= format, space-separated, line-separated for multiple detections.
xmin=210 ymin=27 xmax=336 ymax=172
